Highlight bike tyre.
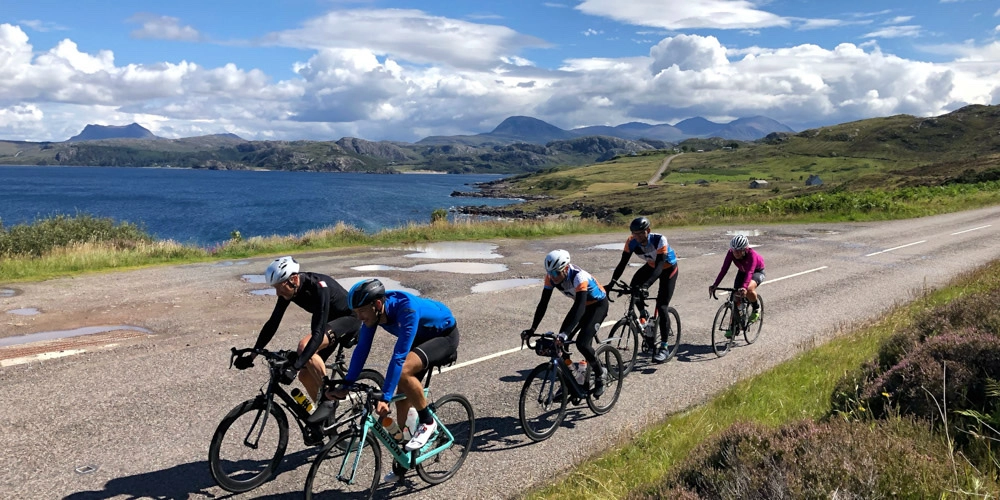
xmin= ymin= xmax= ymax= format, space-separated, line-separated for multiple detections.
xmin=711 ymin=302 xmax=734 ymax=357
xmin=416 ymin=393 xmax=476 ymax=484
xmin=657 ymin=307 xmax=682 ymax=362
xmin=518 ymin=363 xmax=568 ymax=442
xmin=606 ymin=317 xmax=639 ymax=376
xmin=586 ymin=344 xmax=624 ymax=415
xmin=744 ymin=295 xmax=763 ymax=344
xmin=208 ymin=398 xmax=289 ymax=493
xmin=304 ymin=431 xmax=381 ymax=500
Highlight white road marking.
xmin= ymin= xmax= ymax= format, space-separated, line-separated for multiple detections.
xmin=951 ymin=225 xmax=991 ymax=236
xmin=865 ymin=240 xmax=926 ymax=257
xmin=760 ymin=266 xmax=827 ymax=285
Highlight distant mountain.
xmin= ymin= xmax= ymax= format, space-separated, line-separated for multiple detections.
xmin=67 ymin=123 xmax=159 ymax=142
xmin=483 ymin=116 xmax=577 ymax=143
xmin=674 ymin=117 xmax=721 ymax=136
xmin=712 ymin=116 xmax=795 ymax=141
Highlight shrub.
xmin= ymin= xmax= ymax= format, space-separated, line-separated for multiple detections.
xmin=430 ymin=208 xmax=449 ymax=224
xmin=0 ymin=214 xmax=152 ymax=257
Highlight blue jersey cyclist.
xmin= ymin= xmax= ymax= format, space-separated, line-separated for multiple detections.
xmin=608 ymin=217 xmax=679 ymax=363
xmin=522 ymin=249 xmax=609 ymax=397
xmin=330 ymin=278 xmax=459 ymax=452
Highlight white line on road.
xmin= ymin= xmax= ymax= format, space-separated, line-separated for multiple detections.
xmin=865 ymin=240 xmax=926 ymax=257
xmin=760 ymin=266 xmax=827 ymax=285
xmin=951 ymin=225 xmax=992 ymax=236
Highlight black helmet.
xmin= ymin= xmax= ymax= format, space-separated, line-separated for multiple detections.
xmin=629 ymin=217 xmax=650 ymax=232
xmin=348 ymin=278 xmax=385 ymax=309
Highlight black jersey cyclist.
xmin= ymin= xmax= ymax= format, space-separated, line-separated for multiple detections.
xmin=609 ymin=217 xmax=679 ymax=363
xmin=233 ymin=256 xmax=361 ymax=407
xmin=330 ymin=278 xmax=460 ymax=452
xmin=522 ymin=249 xmax=610 ymax=397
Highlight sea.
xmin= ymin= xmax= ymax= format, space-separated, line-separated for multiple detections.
xmin=0 ymin=165 xmax=519 ymax=247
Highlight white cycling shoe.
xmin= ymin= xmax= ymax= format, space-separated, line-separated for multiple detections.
xmin=404 ymin=420 xmax=438 ymax=451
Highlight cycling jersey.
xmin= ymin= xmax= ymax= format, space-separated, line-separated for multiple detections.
xmin=345 ymin=291 xmax=457 ymax=401
xmin=544 ymin=264 xmax=607 ymax=305
xmin=624 ymin=233 xmax=677 ymax=267
xmin=711 ymin=247 xmax=766 ymax=290
xmin=252 ymin=272 xmax=355 ymax=369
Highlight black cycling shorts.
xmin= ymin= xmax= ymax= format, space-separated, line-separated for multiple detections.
xmin=733 ymin=270 xmax=766 ymax=289
xmin=411 ymin=325 xmax=459 ymax=374
xmin=317 ymin=315 xmax=362 ymax=359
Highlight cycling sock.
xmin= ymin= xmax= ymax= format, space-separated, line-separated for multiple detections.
xmin=751 ymin=301 xmax=759 ymax=311
xmin=417 ymin=407 xmax=434 ymax=425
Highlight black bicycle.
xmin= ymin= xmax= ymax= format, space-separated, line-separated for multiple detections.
xmin=710 ymin=287 xmax=765 ymax=357
xmin=208 ymin=347 xmax=384 ymax=493
xmin=518 ymin=331 xmax=625 ymax=442
xmin=604 ymin=280 xmax=681 ymax=373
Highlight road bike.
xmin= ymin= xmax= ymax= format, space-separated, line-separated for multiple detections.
xmin=710 ymin=287 xmax=765 ymax=357
xmin=208 ymin=346 xmax=384 ymax=493
xmin=518 ymin=331 xmax=625 ymax=442
xmin=304 ymin=368 xmax=475 ymax=499
xmin=604 ymin=280 xmax=681 ymax=373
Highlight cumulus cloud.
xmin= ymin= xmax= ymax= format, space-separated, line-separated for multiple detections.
xmin=576 ymin=0 xmax=791 ymax=30
xmin=128 ymin=14 xmax=201 ymax=42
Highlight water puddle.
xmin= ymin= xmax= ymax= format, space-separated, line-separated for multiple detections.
xmin=402 ymin=242 xmax=502 ymax=260
xmin=250 ymin=289 xmax=276 ymax=296
xmin=6 ymin=308 xmax=39 ymax=316
xmin=213 ymin=260 xmax=250 ymax=267
xmin=249 ymin=277 xmax=421 ymax=297
xmin=592 ymin=243 xmax=623 ymax=250
xmin=241 ymin=274 xmax=267 ymax=284
xmin=352 ymin=263 xmax=507 ymax=274
xmin=726 ymin=229 xmax=764 ymax=237
xmin=1 ymin=289 xmax=17 ymax=298
xmin=0 ymin=325 xmax=152 ymax=348
xmin=471 ymin=278 xmax=542 ymax=293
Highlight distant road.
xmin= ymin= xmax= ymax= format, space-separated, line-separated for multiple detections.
xmin=649 ymin=153 xmax=681 ymax=185
xmin=1 ymin=206 xmax=999 ymax=499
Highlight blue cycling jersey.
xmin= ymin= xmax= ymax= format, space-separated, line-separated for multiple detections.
xmin=345 ymin=291 xmax=456 ymax=401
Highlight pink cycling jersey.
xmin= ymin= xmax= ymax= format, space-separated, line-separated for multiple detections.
xmin=711 ymin=247 xmax=765 ymax=290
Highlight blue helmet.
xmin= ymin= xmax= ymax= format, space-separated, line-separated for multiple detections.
xmin=348 ymin=278 xmax=385 ymax=309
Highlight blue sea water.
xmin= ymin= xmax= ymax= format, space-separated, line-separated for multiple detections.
xmin=0 ymin=166 xmax=518 ymax=247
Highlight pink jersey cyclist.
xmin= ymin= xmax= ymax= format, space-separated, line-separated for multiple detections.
xmin=710 ymin=234 xmax=765 ymax=321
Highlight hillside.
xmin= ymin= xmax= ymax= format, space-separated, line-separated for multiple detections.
xmin=67 ymin=123 xmax=159 ymax=142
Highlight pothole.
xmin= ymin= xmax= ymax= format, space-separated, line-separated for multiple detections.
xmin=6 ymin=308 xmax=39 ymax=316
xmin=401 ymin=242 xmax=502 ymax=260
xmin=352 ymin=263 xmax=507 ymax=274
xmin=471 ymin=278 xmax=542 ymax=293
xmin=1 ymin=289 xmax=17 ymax=298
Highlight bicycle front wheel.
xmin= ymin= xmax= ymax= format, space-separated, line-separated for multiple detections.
xmin=305 ymin=431 xmax=381 ymax=500
xmin=326 ymin=369 xmax=385 ymax=430
xmin=744 ymin=295 xmax=764 ymax=344
xmin=208 ymin=398 xmax=289 ymax=493
xmin=711 ymin=302 xmax=734 ymax=357
xmin=518 ymin=363 xmax=568 ymax=442
xmin=586 ymin=344 xmax=624 ymax=415
xmin=606 ymin=317 xmax=640 ymax=375
xmin=416 ymin=393 xmax=476 ymax=484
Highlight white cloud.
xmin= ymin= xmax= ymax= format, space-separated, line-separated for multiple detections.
xmin=863 ymin=25 xmax=922 ymax=38
xmin=128 ymin=14 xmax=201 ymax=42
xmin=583 ymin=29 xmax=603 ymax=36
xmin=885 ymin=16 xmax=914 ymax=25
xmin=576 ymin=0 xmax=791 ymax=30
xmin=18 ymin=19 xmax=67 ymax=32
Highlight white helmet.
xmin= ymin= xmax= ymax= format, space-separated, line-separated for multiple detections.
xmin=544 ymin=249 xmax=571 ymax=274
xmin=730 ymin=235 xmax=750 ymax=250
xmin=265 ymin=256 xmax=299 ymax=286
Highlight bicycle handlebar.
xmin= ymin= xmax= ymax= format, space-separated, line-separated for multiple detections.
xmin=228 ymin=346 xmax=295 ymax=369
xmin=710 ymin=287 xmax=741 ymax=300
xmin=520 ymin=331 xmax=574 ymax=353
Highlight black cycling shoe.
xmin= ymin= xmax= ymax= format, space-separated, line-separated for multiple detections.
xmin=591 ymin=372 xmax=606 ymax=399
xmin=306 ymin=400 xmax=338 ymax=426
xmin=303 ymin=427 xmax=325 ymax=447
xmin=653 ymin=343 xmax=671 ymax=363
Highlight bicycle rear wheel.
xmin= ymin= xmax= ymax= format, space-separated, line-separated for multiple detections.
xmin=586 ymin=344 xmax=624 ymax=415
xmin=606 ymin=317 xmax=639 ymax=376
xmin=416 ymin=393 xmax=475 ymax=484
xmin=744 ymin=295 xmax=764 ymax=344
xmin=518 ymin=363 xmax=568 ymax=442
xmin=711 ymin=303 xmax=734 ymax=357
xmin=305 ymin=431 xmax=381 ymax=500
xmin=656 ymin=307 xmax=682 ymax=362
xmin=208 ymin=398 xmax=289 ymax=493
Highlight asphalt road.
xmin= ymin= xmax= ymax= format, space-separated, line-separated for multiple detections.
xmin=2 ymin=206 xmax=999 ymax=499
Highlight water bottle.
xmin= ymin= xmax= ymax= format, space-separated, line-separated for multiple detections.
xmin=291 ymin=388 xmax=314 ymax=413
xmin=402 ymin=407 xmax=419 ymax=441
xmin=382 ymin=417 xmax=404 ymax=441
xmin=573 ymin=361 xmax=588 ymax=385
xmin=638 ymin=316 xmax=652 ymax=338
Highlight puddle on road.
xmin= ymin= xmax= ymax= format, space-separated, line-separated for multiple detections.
xmin=0 ymin=325 xmax=153 ymax=348
xmin=402 ymin=242 xmax=502 ymax=260
xmin=241 ymin=274 xmax=267 ymax=284
xmin=250 ymin=289 xmax=276 ymax=296
xmin=352 ymin=263 xmax=508 ymax=274
xmin=213 ymin=260 xmax=250 ymax=267
xmin=592 ymin=243 xmax=623 ymax=250
xmin=1 ymin=289 xmax=16 ymax=298
xmin=471 ymin=278 xmax=542 ymax=293
xmin=249 ymin=277 xmax=421 ymax=297
xmin=726 ymin=229 xmax=764 ymax=237
xmin=6 ymin=308 xmax=39 ymax=316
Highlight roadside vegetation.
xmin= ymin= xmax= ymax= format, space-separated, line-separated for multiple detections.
xmin=525 ymin=259 xmax=1000 ymax=499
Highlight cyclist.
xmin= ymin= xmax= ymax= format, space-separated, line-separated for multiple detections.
xmin=522 ymin=249 xmax=609 ymax=397
xmin=328 ymin=278 xmax=459 ymax=452
xmin=233 ymin=256 xmax=361 ymax=413
xmin=608 ymin=216 xmax=679 ymax=363
xmin=709 ymin=235 xmax=766 ymax=333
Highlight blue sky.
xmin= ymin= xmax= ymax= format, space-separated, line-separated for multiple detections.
xmin=2 ymin=0 xmax=999 ymax=142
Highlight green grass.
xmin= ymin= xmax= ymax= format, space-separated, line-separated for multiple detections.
xmin=523 ymin=261 xmax=1000 ymax=499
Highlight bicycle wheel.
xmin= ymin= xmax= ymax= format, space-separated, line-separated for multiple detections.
xmin=518 ymin=363 xmax=568 ymax=442
xmin=606 ymin=317 xmax=639 ymax=376
xmin=586 ymin=344 xmax=624 ymax=415
xmin=304 ymin=431 xmax=381 ymax=500
xmin=711 ymin=302 xmax=734 ymax=357
xmin=657 ymin=307 xmax=682 ymax=362
xmin=416 ymin=393 xmax=476 ymax=484
xmin=208 ymin=398 xmax=289 ymax=493
xmin=744 ymin=295 xmax=764 ymax=344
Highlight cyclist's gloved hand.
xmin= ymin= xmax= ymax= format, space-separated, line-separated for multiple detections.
xmin=278 ymin=365 xmax=298 ymax=385
xmin=639 ymin=287 xmax=649 ymax=299
xmin=556 ymin=332 xmax=569 ymax=345
xmin=520 ymin=328 xmax=535 ymax=341
xmin=233 ymin=353 xmax=255 ymax=370
xmin=708 ymin=285 xmax=716 ymax=298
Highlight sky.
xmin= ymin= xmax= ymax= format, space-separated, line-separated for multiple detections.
xmin=1 ymin=0 xmax=999 ymax=143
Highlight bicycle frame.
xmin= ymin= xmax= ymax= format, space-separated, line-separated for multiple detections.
xmin=523 ymin=333 xmax=590 ymax=400
xmin=607 ymin=281 xmax=657 ymax=337
xmin=713 ymin=288 xmax=749 ymax=337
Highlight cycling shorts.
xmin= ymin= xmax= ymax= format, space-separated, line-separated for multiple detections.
xmin=733 ymin=270 xmax=766 ymax=289
xmin=412 ymin=325 xmax=459 ymax=374
xmin=317 ymin=315 xmax=362 ymax=359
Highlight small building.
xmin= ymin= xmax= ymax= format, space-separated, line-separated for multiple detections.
xmin=696 ymin=179 xmax=710 ymax=186
xmin=749 ymin=179 xmax=769 ymax=189
xmin=805 ymin=174 xmax=823 ymax=186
